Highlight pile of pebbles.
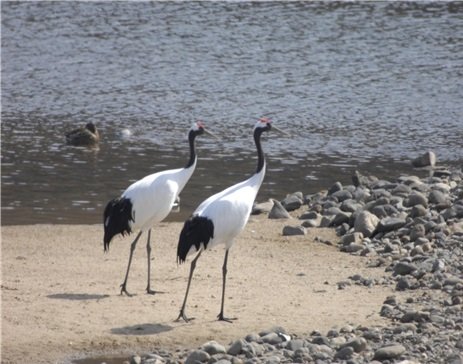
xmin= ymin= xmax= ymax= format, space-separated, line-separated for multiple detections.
xmin=117 ymin=158 xmax=462 ymax=364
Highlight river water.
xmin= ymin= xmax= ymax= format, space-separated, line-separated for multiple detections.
xmin=2 ymin=1 xmax=462 ymax=226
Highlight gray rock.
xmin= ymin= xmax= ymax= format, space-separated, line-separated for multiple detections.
xmin=252 ymin=200 xmax=274 ymax=215
xmin=185 ymin=350 xmax=210 ymax=364
xmin=244 ymin=333 xmax=260 ymax=343
xmin=354 ymin=210 xmax=380 ymax=237
xmin=228 ymin=339 xmax=246 ymax=356
xmin=299 ymin=211 xmax=319 ymax=220
xmin=330 ymin=211 xmax=351 ymax=226
xmin=328 ymin=181 xmax=343 ymax=195
xmin=340 ymin=199 xmax=363 ymax=213
xmin=341 ymin=232 xmax=363 ymax=245
xmin=429 ymin=189 xmax=449 ymax=206
xmin=281 ymin=194 xmax=303 ymax=212
xmin=376 ymin=217 xmax=407 ymax=233
xmin=319 ymin=215 xmax=334 ymax=227
xmin=411 ymin=151 xmax=436 ymax=168
xmin=405 ymin=191 xmax=428 ymax=208
xmin=410 ymin=204 xmax=427 ymax=218
xmin=268 ymin=199 xmax=291 ymax=219
xmin=373 ymin=344 xmax=406 ymax=360
xmin=287 ymin=339 xmax=305 ymax=351
xmin=332 ymin=189 xmax=352 ymax=202
xmin=400 ymin=310 xmax=430 ymax=323
xmin=394 ymin=262 xmax=418 ymax=276
xmin=261 ymin=332 xmax=283 ymax=345
xmin=264 ymin=356 xmax=281 ymax=364
xmin=130 ymin=355 xmax=142 ymax=364
xmin=410 ymin=224 xmax=426 ymax=241
xmin=341 ymin=337 xmax=367 ymax=353
xmin=202 ymin=340 xmax=226 ymax=355
xmin=282 ymin=225 xmax=306 ymax=236
xmin=334 ymin=346 xmax=354 ymax=360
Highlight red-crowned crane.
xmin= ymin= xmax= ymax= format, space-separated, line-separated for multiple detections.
xmin=103 ymin=121 xmax=215 ymax=296
xmin=176 ymin=117 xmax=286 ymax=322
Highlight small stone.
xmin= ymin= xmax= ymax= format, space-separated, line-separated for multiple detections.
xmin=429 ymin=189 xmax=448 ymax=205
xmin=185 ymin=350 xmax=210 ymax=364
xmin=373 ymin=344 xmax=406 ymax=360
xmin=328 ymin=181 xmax=343 ymax=195
xmin=268 ymin=199 xmax=291 ymax=219
xmin=228 ymin=339 xmax=246 ymax=356
xmin=410 ymin=224 xmax=426 ymax=241
xmin=252 ymin=200 xmax=274 ymax=215
xmin=334 ymin=346 xmax=354 ymax=360
xmin=341 ymin=232 xmax=363 ymax=245
xmin=287 ymin=339 xmax=305 ymax=351
xmin=400 ymin=310 xmax=430 ymax=323
xmin=130 ymin=355 xmax=142 ymax=364
xmin=282 ymin=225 xmax=306 ymax=236
xmin=202 ymin=340 xmax=226 ymax=355
xmin=330 ymin=211 xmax=351 ymax=226
xmin=332 ymin=189 xmax=352 ymax=202
xmin=405 ymin=191 xmax=428 ymax=208
xmin=341 ymin=337 xmax=367 ymax=353
xmin=281 ymin=194 xmax=303 ymax=212
xmin=376 ymin=217 xmax=406 ymax=233
xmin=410 ymin=204 xmax=427 ymax=218
xmin=411 ymin=151 xmax=436 ymax=168
xmin=261 ymin=332 xmax=283 ymax=345
xmin=299 ymin=211 xmax=319 ymax=220
xmin=394 ymin=261 xmax=418 ymax=276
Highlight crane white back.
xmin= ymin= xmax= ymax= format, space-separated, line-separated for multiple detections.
xmin=176 ymin=117 xmax=284 ymax=322
xmin=103 ymin=121 xmax=214 ymax=296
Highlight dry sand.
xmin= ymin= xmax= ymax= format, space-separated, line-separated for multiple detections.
xmin=1 ymin=215 xmax=415 ymax=363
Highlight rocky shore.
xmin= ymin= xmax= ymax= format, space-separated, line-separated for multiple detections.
xmin=120 ymin=156 xmax=462 ymax=364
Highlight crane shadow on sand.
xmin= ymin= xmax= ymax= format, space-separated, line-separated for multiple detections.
xmin=47 ymin=293 xmax=110 ymax=301
xmin=111 ymin=323 xmax=173 ymax=336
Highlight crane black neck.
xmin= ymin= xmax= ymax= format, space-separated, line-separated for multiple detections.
xmin=254 ymin=127 xmax=266 ymax=174
xmin=185 ymin=130 xmax=198 ymax=169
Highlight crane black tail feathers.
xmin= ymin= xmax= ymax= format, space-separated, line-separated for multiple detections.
xmin=103 ymin=197 xmax=134 ymax=252
xmin=177 ymin=215 xmax=214 ymax=264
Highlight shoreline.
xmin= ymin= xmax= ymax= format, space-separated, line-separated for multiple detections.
xmin=2 ymin=218 xmax=400 ymax=364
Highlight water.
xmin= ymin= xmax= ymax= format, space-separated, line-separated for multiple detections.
xmin=2 ymin=1 xmax=462 ymax=226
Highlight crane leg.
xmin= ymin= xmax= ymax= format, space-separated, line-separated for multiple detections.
xmin=120 ymin=231 xmax=142 ymax=296
xmin=217 ymin=249 xmax=237 ymax=323
xmin=175 ymin=250 xmax=202 ymax=323
xmin=146 ymin=229 xmax=160 ymax=295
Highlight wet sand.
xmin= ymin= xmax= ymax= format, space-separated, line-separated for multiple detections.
xmin=1 ymin=215 xmax=414 ymax=364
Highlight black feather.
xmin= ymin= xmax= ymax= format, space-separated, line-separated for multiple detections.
xmin=177 ymin=215 xmax=214 ymax=264
xmin=103 ymin=197 xmax=134 ymax=252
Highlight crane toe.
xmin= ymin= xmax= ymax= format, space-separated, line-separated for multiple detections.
xmin=175 ymin=310 xmax=195 ymax=323
xmin=217 ymin=313 xmax=237 ymax=323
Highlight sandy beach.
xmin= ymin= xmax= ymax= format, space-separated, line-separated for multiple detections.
xmin=2 ymin=215 xmax=415 ymax=364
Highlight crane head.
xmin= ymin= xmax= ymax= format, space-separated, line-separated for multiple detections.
xmin=255 ymin=117 xmax=288 ymax=135
xmin=190 ymin=120 xmax=218 ymax=139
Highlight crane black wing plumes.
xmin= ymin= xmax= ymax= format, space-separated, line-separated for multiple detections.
xmin=103 ymin=197 xmax=134 ymax=252
xmin=177 ymin=215 xmax=214 ymax=264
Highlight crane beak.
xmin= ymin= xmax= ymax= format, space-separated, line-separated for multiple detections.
xmin=203 ymin=129 xmax=219 ymax=139
xmin=271 ymin=124 xmax=290 ymax=136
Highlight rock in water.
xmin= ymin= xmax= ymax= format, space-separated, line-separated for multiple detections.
xmin=412 ymin=151 xmax=436 ymax=168
xmin=268 ymin=199 xmax=291 ymax=219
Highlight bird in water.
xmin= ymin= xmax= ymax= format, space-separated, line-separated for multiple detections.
xmin=103 ymin=121 xmax=216 ymax=296
xmin=176 ymin=117 xmax=286 ymax=322
xmin=65 ymin=122 xmax=100 ymax=146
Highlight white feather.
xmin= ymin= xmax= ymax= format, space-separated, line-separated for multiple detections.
xmin=123 ymin=160 xmax=196 ymax=231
